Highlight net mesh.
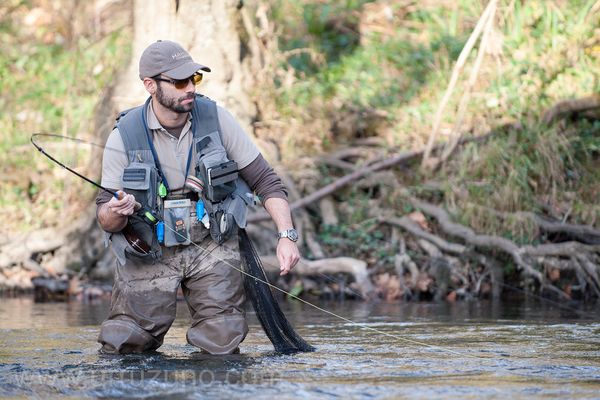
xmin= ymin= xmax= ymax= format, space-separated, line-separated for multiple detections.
xmin=238 ymin=228 xmax=315 ymax=354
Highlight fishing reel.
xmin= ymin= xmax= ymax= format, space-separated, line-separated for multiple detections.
xmin=122 ymin=222 xmax=152 ymax=255
xmin=120 ymin=205 xmax=162 ymax=255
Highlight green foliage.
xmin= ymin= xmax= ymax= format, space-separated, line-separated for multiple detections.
xmin=280 ymin=39 xmax=433 ymax=111
xmin=313 ymin=185 xmax=396 ymax=264
xmin=445 ymin=119 xmax=600 ymax=238
xmin=273 ymin=0 xmax=371 ymax=73
xmin=0 ymin=32 xmax=128 ymax=151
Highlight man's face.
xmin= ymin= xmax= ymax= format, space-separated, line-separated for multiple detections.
xmin=155 ymin=79 xmax=195 ymax=113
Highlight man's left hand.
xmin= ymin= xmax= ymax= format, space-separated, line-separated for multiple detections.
xmin=277 ymin=238 xmax=300 ymax=276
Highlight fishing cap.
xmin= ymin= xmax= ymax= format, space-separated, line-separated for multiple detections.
xmin=139 ymin=40 xmax=211 ymax=80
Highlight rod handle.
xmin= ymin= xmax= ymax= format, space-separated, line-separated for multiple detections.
xmin=114 ymin=191 xmax=142 ymax=211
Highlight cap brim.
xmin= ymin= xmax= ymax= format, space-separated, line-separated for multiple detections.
xmin=164 ymin=62 xmax=211 ymax=79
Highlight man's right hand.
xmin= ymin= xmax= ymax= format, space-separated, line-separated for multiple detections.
xmin=97 ymin=190 xmax=137 ymax=232
xmin=108 ymin=190 xmax=137 ymax=216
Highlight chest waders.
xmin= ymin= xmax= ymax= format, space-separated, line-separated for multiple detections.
xmin=108 ymin=94 xmax=252 ymax=263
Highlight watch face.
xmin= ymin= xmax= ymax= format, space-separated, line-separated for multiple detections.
xmin=288 ymin=229 xmax=298 ymax=242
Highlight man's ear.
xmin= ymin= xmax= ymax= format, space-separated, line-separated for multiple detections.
xmin=142 ymin=78 xmax=156 ymax=95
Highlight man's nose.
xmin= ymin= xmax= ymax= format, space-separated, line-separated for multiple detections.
xmin=185 ymin=78 xmax=195 ymax=91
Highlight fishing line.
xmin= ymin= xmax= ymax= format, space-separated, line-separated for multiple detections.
xmin=31 ymin=133 xmax=486 ymax=359
xmin=31 ymin=133 xmax=204 ymax=192
xmin=313 ymin=271 xmax=367 ymax=300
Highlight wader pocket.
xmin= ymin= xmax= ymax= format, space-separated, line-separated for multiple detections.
xmin=163 ymin=199 xmax=192 ymax=247
xmin=205 ymin=160 xmax=238 ymax=202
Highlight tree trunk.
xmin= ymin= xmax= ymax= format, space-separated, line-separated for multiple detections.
xmin=115 ymin=0 xmax=257 ymax=133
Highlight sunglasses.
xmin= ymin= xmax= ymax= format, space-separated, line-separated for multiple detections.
xmin=153 ymin=73 xmax=203 ymax=89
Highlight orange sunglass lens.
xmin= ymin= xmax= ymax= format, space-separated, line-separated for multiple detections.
xmin=173 ymin=74 xmax=203 ymax=89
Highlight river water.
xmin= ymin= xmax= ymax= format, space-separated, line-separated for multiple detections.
xmin=0 ymin=296 xmax=599 ymax=399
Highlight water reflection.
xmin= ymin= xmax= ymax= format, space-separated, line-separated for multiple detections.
xmin=0 ymin=297 xmax=108 ymax=329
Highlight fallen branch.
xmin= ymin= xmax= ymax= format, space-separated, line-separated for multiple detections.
xmin=463 ymin=203 xmax=600 ymax=244
xmin=575 ymin=254 xmax=600 ymax=296
xmin=569 ymin=257 xmax=600 ymax=298
xmin=385 ymin=216 xmax=466 ymax=255
xmin=439 ymin=0 xmax=497 ymax=167
xmin=394 ymin=239 xmax=419 ymax=289
xmin=464 ymin=250 xmax=503 ymax=299
xmin=522 ymin=241 xmax=600 ymax=257
xmin=532 ymin=215 xmax=600 ymax=244
xmin=319 ymin=156 xmax=357 ymax=172
xmin=261 ymin=255 xmax=376 ymax=300
xmin=248 ymin=148 xmax=421 ymax=222
xmin=542 ymin=95 xmax=600 ymax=125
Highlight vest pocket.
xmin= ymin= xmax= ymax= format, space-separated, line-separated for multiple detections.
xmin=122 ymin=162 xmax=159 ymax=211
xmin=162 ymin=199 xmax=192 ymax=247
xmin=194 ymin=131 xmax=235 ymax=202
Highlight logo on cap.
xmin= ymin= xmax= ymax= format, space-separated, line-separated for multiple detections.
xmin=172 ymin=51 xmax=188 ymax=60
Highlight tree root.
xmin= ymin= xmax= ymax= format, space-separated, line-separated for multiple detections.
xmin=404 ymin=194 xmax=546 ymax=284
xmin=387 ymin=194 xmax=600 ymax=300
xmin=246 ymin=135 xmax=600 ymax=301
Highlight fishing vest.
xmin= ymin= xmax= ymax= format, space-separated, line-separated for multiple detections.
xmin=109 ymin=95 xmax=253 ymax=263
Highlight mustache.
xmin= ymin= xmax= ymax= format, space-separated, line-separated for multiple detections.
xmin=179 ymin=93 xmax=195 ymax=102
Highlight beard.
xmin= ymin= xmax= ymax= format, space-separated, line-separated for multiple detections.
xmin=156 ymin=83 xmax=194 ymax=113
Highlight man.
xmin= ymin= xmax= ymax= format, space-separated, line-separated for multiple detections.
xmin=96 ymin=40 xmax=300 ymax=355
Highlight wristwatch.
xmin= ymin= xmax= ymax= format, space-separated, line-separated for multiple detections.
xmin=277 ymin=228 xmax=299 ymax=242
